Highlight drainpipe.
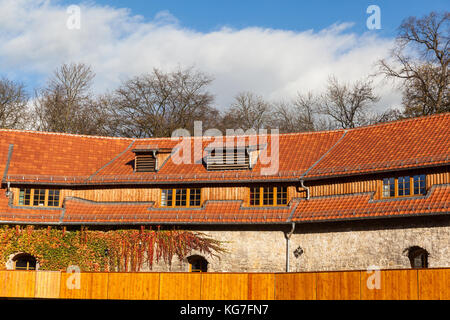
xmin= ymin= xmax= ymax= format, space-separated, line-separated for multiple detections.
xmin=285 ymin=222 xmax=296 ymax=272
xmin=300 ymin=179 xmax=310 ymax=200
xmin=5 ymin=181 xmax=12 ymax=198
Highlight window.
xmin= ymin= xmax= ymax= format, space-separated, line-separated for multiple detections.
xmin=13 ymin=253 xmax=37 ymax=270
xmin=413 ymin=175 xmax=426 ymax=195
xmin=189 ymin=188 xmax=201 ymax=207
xmin=175 ymin=189 xmax=187 ymax=207
xmin=398 ymin=176 xmax=410 ymax=196
xmin=33 ymin=189 xmax=46 ymax=206
xmin=382 ymin=175 xmax=427 ymax=198
xmin=262 ymin=187 xmax=273 ymax=205
xmin=187 ymin=255 xmax=208 ymax=272
xmin=161 ymin=189 xmax=173 ymax=207
xmin=277 ymin=186 xmax=288 ymax=205
xmin=18 ymin=188 xmax=31 ymax=206
xmin=406 ymin=246 xmax=428 ymax=269
xmin=250 ymin=187 xmax=261 ymax=206
xmin=18 ymin=189 xmax=61 ymax=207
xmin=249 ymin=186 xmax=289 ymax=206
xmin=47 ymin=190 xmax=60 ymax=207
xmin=382 ymin=178 xmax=395 ymax=198
xmin=161 ymin=188 xmax=201 ymax=207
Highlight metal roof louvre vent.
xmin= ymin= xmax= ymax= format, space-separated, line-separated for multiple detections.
xmin=205 ymin=146 xmax=251 ymax=171
xmin=133 ymin=148 xmax=158 ymax=173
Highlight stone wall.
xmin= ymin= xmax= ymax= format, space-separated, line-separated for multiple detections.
xmin=145 ymin=216 xmax=450 ymax=272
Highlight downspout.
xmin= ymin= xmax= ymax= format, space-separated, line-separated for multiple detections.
xmin=285 ymin=222 xmax=296 ymax=272
xmin=300 ymin=179 xmax=310 ymax=200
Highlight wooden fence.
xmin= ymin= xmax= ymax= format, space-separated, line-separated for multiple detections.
xmin=0 ymin=268 xmax=449 ymax=300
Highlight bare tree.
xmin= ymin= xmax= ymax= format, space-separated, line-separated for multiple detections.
xmin=271 ymin=92 xmax=318 ymax=133
xmin=106 ymin=68 xmax=217 ymax=138
xmin=367 ymin=108 xmax=404 ymax=124
xmin=319 ymin=76 xmax=380 ymax=129
xmin=0 ymin=77 xmax=30 ymax=129
xmin=221 ymin=91 xmax=272 ymax=131
xmin=33 ymin=63 xmax=109 ymax=135
xmin=378 ymin=12 xmax=449 ymax=117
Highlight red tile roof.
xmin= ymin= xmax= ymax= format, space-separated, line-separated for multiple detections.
xmin=1 ymin=113 xmax=449 ymax=185
xmin=291 ymin=184 xmax=449 ymax=222
xmin=0 ymin=184 xmax=447 ymax=225
xmin=307 ymin=114 xmax=450 ymax=178
xmin=0 ymin=113 xmax=448 ymax=225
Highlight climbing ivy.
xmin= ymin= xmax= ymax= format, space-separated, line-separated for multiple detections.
xmin=0 ymin=225 xmax=224 ymax=271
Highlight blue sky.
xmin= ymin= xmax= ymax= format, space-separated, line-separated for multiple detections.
xmin=64 ymin=0 xmax=449 ymax=36
xmin=1 ymin=0 xmax=448 ymax=111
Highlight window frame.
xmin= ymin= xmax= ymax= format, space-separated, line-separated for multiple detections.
xmin=249 ymin=186 xmax=289 ymax=207
xmin=13 ymin=253 xmax=37 ymax=270
xmin=407 ymin=247 xmax=429 ymax=269
xmin=382 ymin=175 xmax=427 ymax=198
xmin=160 ymin=188 xmax=202 ymax=208
xmin=17 ymin=188 xmax=61 ymax=207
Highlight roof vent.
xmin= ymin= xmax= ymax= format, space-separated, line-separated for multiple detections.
xmin=133 ymin=146 xmax=158 ymax=172
xmin=205 ymin=147 xmax=251 ymax=171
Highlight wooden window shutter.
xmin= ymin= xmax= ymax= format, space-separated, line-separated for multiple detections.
xmin=135 ymin=152 xmax=157 ymax=172
xmin=206 ymin=148 xmax=250 ymax=170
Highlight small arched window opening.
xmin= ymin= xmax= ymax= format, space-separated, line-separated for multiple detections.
xmin=406 ymin=246 xmax=429 ymax=269
xmin=187 ymin=255 xmax=208 ymax=272
xmin=13 ymin=253 xmax=37 ymax=270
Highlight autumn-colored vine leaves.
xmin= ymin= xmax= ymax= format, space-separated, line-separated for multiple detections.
xmin=0 ymin=225 xmax=224 ymax=272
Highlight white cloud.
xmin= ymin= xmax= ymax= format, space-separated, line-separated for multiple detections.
xmin=0 ymin=0 xmax=401 ymax=112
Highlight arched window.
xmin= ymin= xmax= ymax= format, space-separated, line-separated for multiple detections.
xmin=187 ymin=255 xmax=208 ymax=272
xmin=13 ymin=253 xmax=37 ymax=270
xmin=406 ymin=246 xmax=428 ymax=269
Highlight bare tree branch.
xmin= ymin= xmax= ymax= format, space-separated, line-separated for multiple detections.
xmin=378 ymin=11 xmax=449 ymax=117
xmin=106 ymin=67 xmax=218 ymax=138
xmin=0 ymin=77 xmax=30 ymax=129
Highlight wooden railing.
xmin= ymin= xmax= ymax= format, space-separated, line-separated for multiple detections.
xmin=0 ymin=268 xmax=449 ymax=300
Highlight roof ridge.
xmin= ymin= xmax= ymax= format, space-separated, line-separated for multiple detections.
xmin=0 ymin=112 xmax=448 ymax=141
xmin=0 ymin=128 xmax=135 ymax=141
xmin=346 ymin=112 xmax=450 ymax=132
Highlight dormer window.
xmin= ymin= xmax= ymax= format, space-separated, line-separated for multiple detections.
xmin=205 ymin=147 xmax=252 ymax=171
xmin=382 ymin=175 xmax=427 ymax=198
xmin=134 ymin=152 xmax=157 ymax=172
xmin=18 ymin=188 xmax=61 ymax=207
xmin=132 ymin=146 xmax=172 ymax=173
xmin=133 ymin=147 xmax=158 ymax=172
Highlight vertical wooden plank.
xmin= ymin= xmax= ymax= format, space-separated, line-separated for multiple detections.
xmin=248 ymin=273 xmax=275 ymax=300
xmin=0 ymin=271 xmax=36 ymax=298
xmin=60 ymin=272 xmax=108 ymax=300
xmin=90 ymin=272 xmax=110 ymax=299
xmin=201 ymin=273 xmax=248 ymax=300
xmin=418 ymin=269 xmax=450 ymax=300
xmin=160 ymin=273 xmax=202 ymax=300
xmin=107 ymin=272 xmax=159 ymax=300
xmin=0 ymin=271 xmax=8 ymax=297
xmin=316 ymin=271 xmax=360 ymax=300
xmin=274 ymin=273 xmax=316 ymax=300
xmin=35 ymin=271 xmax=61 ymax=299
xmin=3 ymin=269 xmax=449 ymax=300
xmin=361 ymin=269 xmax=418 ymax=300
xmin=60 ymin=272 xmax=92 ymax=299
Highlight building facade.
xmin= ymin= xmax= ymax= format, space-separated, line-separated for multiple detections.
xmin=0 ymin=113 xmax=449 ymax=272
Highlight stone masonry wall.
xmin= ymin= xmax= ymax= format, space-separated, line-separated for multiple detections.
xmin=145 ymin=216 xmax=450 ymax=272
